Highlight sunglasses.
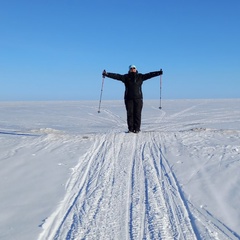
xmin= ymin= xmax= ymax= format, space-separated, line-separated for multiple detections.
xmin=130 ymin=67 xmax=136 ymax=70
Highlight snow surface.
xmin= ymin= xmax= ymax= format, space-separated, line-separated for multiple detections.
xmin=0 ymin=99 xmax=240 ymax=240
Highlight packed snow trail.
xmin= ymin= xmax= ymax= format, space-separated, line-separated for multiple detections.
xmin=38 ymin=130 xmax=238 ymax=240
xmin=39 ymin=132 xmax=195 ymax=239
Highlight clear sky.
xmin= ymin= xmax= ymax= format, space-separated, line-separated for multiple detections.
xmin=0 ymin=0 xmax=240 ymax=101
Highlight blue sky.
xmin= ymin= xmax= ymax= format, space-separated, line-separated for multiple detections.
xmin=0 ymin=0 xmax=239 ymax=101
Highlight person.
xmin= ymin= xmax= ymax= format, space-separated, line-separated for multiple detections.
xmin=102 ymin=65 xmax=163 ymax=133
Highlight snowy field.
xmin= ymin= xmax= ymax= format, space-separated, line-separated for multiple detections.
xmin=0 ymin=99 xmax=240 ymax=240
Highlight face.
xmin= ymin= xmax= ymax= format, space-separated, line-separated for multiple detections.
xmin=130 ymin=67 xmax=137 ymax=73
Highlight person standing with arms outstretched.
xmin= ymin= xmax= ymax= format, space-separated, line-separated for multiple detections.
xmin=102 ymin=65 xmax=163 ymax=133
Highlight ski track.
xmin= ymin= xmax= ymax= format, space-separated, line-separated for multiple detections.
xmin=38 ymin=131 xmax=239 ymax=240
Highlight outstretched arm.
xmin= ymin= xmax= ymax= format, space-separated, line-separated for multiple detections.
xmin=142 ymin=69 xmax=163 ymax=81
xmin=102 ymin=70 xmax=125 ymax=82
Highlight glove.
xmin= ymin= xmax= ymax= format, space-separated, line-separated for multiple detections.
xmin=159 ymin=69 xmax=163 ymax=75
xmin=102 ymin=69 xmax=107 ymax=77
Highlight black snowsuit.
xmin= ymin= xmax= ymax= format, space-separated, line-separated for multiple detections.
xmin=106 ymin=71 xmax=162 ymax=132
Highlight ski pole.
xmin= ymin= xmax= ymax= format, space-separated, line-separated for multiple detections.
xmin=159 ymin=69 xmax=162 ymax=109
xmin=98 ymin=74 xmax=105 ymax=113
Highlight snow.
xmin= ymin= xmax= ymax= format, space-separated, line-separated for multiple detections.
xmin=0 ymin=99 xmax=240 ymax=240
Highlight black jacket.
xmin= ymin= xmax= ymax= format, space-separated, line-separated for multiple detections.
xmin=106 ymin=71 xmax=161 ymax=100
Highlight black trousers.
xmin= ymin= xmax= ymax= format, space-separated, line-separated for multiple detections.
xmin=125 ymin=99 xmax=143 ymax=131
